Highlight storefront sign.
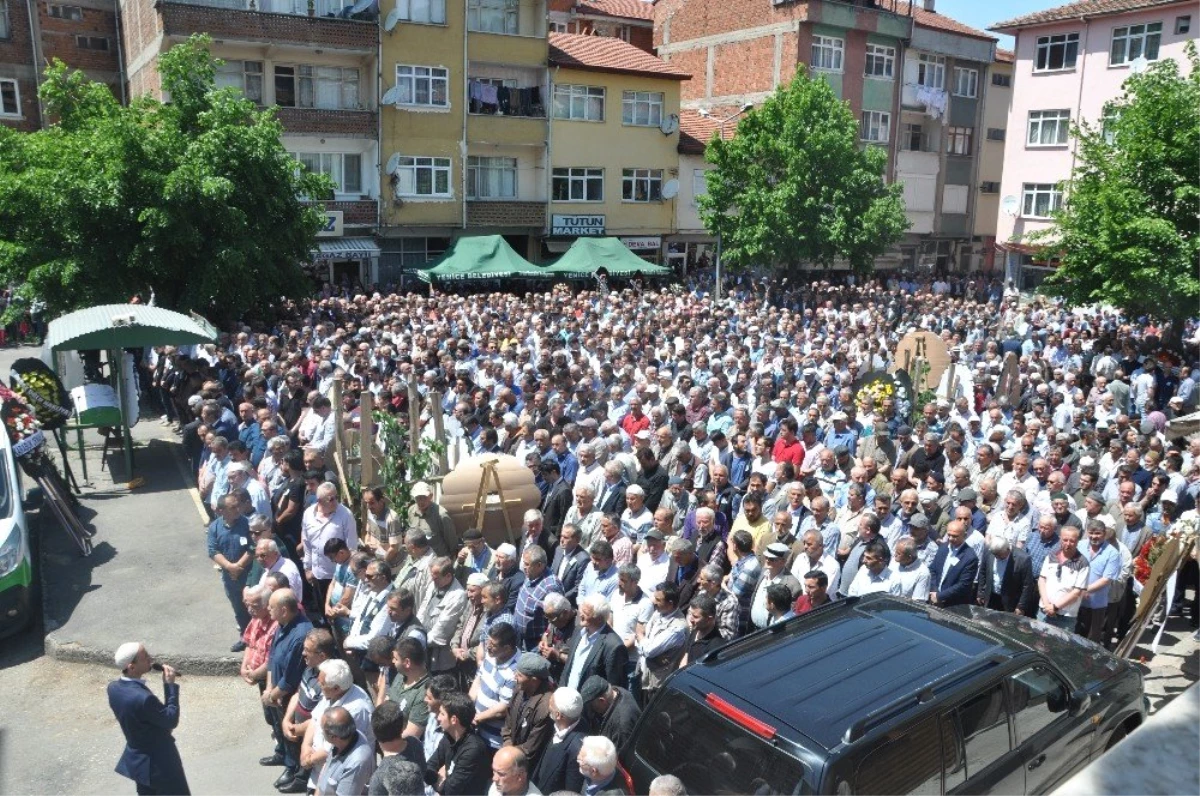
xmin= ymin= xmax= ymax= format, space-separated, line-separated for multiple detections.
xmin=317 ymin=210 xmax=344 ymax=238
xmin=621 ymin=236 xmax=661 ymax=252
xmin=551 ymin=214 xmax=605 ymax=236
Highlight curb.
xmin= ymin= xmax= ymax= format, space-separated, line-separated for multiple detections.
xmin=44 ymin=632 xmax=244 ymax=676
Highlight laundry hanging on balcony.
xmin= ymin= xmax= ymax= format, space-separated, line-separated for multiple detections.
xmin=468 ymin=81 xmax=543 ymax=117
xmin=914 ymin=84 xmax=947 ymax=122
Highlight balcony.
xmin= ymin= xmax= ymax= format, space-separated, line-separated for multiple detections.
xmin=307 ymin=199 xmax=378 ymax=226
xmin=467 ymin=112 xmax=546 ymax=146
xmin=162 ymin=0 xmax=376 ymax=51
xmin=276 ymin=107 xmax=377 ymax=137
xmin=897 ymin=149 xmax=940 ymax=178
xmin=775 ymin=0 xmax=913 ymax=40
xmin=467 ymin=201 xmax=545 ymax=228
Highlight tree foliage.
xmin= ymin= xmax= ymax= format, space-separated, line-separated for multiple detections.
xmin=0 ymin=36 xmax=332 ymax=324
xmin=699 ymin=66 xmax=909 ymax=274
xmin=1034 ymin=43 xmax=1199 ymax=340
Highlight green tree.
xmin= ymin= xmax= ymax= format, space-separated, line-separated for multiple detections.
xmin=699 ymin=66 xmax=909 ymax=274
xmin=1033 ymin=43 xmax=1199 ymax=348
xmin=0 ymin=36 xmax=332 ymax=324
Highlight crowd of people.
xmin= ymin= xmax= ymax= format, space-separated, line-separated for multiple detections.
xmin=119 ymin=272 xmax=1200 ymax=796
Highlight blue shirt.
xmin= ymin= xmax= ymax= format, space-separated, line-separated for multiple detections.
xmin=206 ymin=515 xmax=251 ymax=572
xmin=268 ymin=616 xmax=314 ymax=694
xmin=578 ymin=563 xmax=619 ymax=602
xmin=1024 ymin=531 xmax=1060 ymax=577
xmin=1081 ymin=542 xmax=1121 ymax=608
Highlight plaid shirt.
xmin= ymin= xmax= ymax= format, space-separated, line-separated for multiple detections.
xmin=1024 ymin=532 xmax=1060 ymax=577
xmin=242 ymin=616 xmax=278 ymax=672
xmin=515 ymin=572 xmax=563 ymax=650
xmin=727 ymin=555 xmax=762 ymax=636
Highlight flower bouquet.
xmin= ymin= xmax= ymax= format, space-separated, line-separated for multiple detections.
xmin=1133 ymin=535 xmax=1168 ymax=585
xmin=9 ymin=358 xmax=72 ymax=431
xmin=0 ymin=385 xmax=45 ymax=458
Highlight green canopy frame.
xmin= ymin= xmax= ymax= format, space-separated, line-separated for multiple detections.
xmin=417 ymin=235 xmax=546 ymax=283
xmin=46 ymin=304 xmax=219 ymax=477
xmin=542 ymin=237 xmax=673 ymax=278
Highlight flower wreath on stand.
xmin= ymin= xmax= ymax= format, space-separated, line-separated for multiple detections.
xmin=0 ymin=385 xmax=46 ymax=459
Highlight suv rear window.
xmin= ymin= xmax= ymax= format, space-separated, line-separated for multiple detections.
xmin=633 ymin=689 xmax=808 ymax=795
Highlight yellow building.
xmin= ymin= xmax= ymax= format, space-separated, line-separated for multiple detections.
xmin=546 ymin=33 xmax=687 ymax=262
xmin=377 ymin=0 xmax=550 ymax=281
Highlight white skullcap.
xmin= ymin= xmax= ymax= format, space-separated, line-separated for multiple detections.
xmin=115 ymin=641 xmax=142 ymax=670
xmin=552 ymin=686 xmax=584 ymax=720
xmin=466 ymin=573 xmax=490 ymax=587
xmin=496 ymin=543 xmax=517 ymax=558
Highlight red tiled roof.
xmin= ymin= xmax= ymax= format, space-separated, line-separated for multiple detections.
xmin=990 ymin=0 xmax=1184 ymax=31
xmin=677 ymin=107 xmax=735 ymax=155
xmin=548 ymin=32 xmax=690 ymax=79
xmin=895 ymin=1 xmax=997 ymax=42
xmin=996 ymin=48 xmax=1014 ymax=63
xmin=576 ymin=0 xmax=655 ymax=22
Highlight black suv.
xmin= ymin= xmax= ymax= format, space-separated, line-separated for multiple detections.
xmin=621 ymin=595 xmax=1147 ymax=795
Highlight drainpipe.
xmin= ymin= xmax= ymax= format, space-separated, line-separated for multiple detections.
xmin=545 ymin=64 xmax=557 ymax=258
xmin=460 ymin=0 xmax=468 ymax=232
xmin=1067 ymin=15 xmax=1090 ymax=179
xmin=376 ymin=11 xmax=383 ymax=234
xmin=25 ymin=0 xmax=44 ymax=126
xmin=112 ymin=0 xmax=128 ymax=105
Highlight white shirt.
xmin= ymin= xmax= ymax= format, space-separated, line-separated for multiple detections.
xmin=613 ymin=590 xmax=654 ymax=662
xmin=888 ymin=560 xmax=931 ymax=600
xmin=789 ymin=552 xmax=841 ymax=592
xmin=635 ymin=549 xmax=671 ymax=593
xmin=260 ymin=554 xmax=303 ymax=597
xmin=847 ymin=566 xmax=905 ymax=597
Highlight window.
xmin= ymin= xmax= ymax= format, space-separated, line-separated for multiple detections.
xmin=396 ymin=65 xmax=449 ymax=108
xmin=467 ymin=156 xmax=516 ymax=199
xmin=398 ymin=237 xmax=450 ymax=266
xmin=552 ymin=167 xmax=603 ymax=202
xmin=986 ymin=127 xmax=1006 ymax=141
xmin=275 ymin=65 xmax=297 ymax=107
xmin=991 ymin=71 xmax=1011 ymax=87
xmin=1027 ymin=109 xmax=1070 ymax=146
xmin=1035 ymin=33 xmax=1079 ymax=71
xmin=297 ymin=152 xmax=363 ymax=195
xmin=1102 ymin=111 xmax=1120 ymax=144
xmin=467 ymin=0 xmax=517 ymax=34
xmin=396 ymin=156 xmax=452 ymax=197
xmin=864 ymin=43 xmax=894 ymax=78
xmin=916 ymin=52 xmax=945 ymax=89
xmin=76 ymin=35 xmax=108 ymax=50
xmin=692 ymin=168 xmax=708 ymax=202
xmin=811 ymin=35 xmax=844 ymax=72
xmin=954 ymin=685 xmax=1011 ymax=777
xmin=553 ymin=84 xmax=605 ymax=121
xmin=394 ymin=0 xmax=446 ymax=24
xmin=855 ymin=716 xmax=943 ymax=795
xmin=1176 ymin=15 xmax=1191 ymax=35
xmin=622 ymin=91 xmax=662 ymax=126
xmin=549 ymin=20 xmax=568 ymax=33
xmin=860 ymin=110 xmax=890 ymax=143
xmin=1110 ymin=22 xmax=1161 ymax=66
xmin=1022 ymin=183 xmax=1062 ymax=218
xmin=215 ymin=60 xmax=264 ymax=103
xmin=0 ymin=1 xmax=7 ymax=38
xmin=616 ymin=24 xmax=632 ymax=42
xmin=1009 ymin=666 xmax=1070 ymax=743
xmin=947 ymin=126 xmax=972 ymax=155
xmin=622 ymin=168 xmax=662 ymax=202
xmin=980 ymin=181 xmax=1000 ymax=193
xmin=953 ymin=66 xmax=978 ymax=97
xmin=0 ymin=78 xmax=18 ymax=116
xmin=48 ymin=4 xmax=83 ymax=19
xmin=300 ymin=66 xmax=359 ymax=110
xmin=903 ymin=122 xmax=923 ymax=152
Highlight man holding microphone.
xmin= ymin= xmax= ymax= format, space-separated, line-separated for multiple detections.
xmin=107 ymin=641 xmax=190 ymax=795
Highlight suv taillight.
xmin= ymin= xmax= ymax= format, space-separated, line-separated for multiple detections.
xmin=705 ymin=692 xmax=777 ymax=740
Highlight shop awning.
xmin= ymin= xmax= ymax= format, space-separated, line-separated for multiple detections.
xmin=418 ymin=235 xmax=547 ymax=282
xmin=543 ymin=237 xmax=672 ymax=278
xmin=312 ymin=238 xmax=382 ymax=260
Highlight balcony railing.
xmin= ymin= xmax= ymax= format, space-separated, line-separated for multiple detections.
xmin=172 ymin=0 xmax=377 ymax=20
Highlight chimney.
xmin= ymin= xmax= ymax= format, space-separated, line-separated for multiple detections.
xmin=923 ymin=0 xmax=935 ymax=11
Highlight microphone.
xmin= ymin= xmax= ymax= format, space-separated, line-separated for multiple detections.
xmin=151 ymin=662 xmax=182 ymax=677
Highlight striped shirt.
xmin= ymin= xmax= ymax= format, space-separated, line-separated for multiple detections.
xmin=515 ymin=572 xmax=564 ymax=650
xmin=475 ymin=652 xmax=518 ymax=749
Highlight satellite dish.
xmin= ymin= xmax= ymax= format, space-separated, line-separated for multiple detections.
xmin=384 ymin=7 xmax=401 ymax=31
xmin=385 ymin=152 xmax=401 ymax=175
xmin=659 ymin=113 xmax=680 ymax=136
xmin=381 ymin=84 xmax=403 ymax=106
xmin=1001 ymin=195 xmax=1019 ymax=217
xmin=1130 ymin=55 xmax=1148 ymax=73
xmin=661 ymin=179 xmax=679 ymax=200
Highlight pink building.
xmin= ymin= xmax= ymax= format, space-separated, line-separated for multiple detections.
xmin=990 ymin=0 xmax=1195 ymax=287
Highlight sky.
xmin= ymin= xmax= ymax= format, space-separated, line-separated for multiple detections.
xmin=929 ymin=0 xmax=1060 ymax=51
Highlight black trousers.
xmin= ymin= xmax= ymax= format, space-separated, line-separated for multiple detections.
xmin=266 ymin=705 xmax=300 ymax=771
xmin=1075 ymin=605 xmax=1106 ymax=643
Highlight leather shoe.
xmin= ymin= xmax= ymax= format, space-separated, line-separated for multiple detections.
xmin=273 ymin=769 xmax=296 ymax=788
xmin=259 ymin=753 xmax=285 ymax=767
xmin=231 ymin=640 xmax=248 ymax=653
xmin=277 ymin=774 xmax=308 ymax=793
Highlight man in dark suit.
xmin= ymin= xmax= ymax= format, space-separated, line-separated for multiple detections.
xmin=559 ymin=594 xmax=628 ymax=690
xmin=595 ymin=464 xmax=627 ymax=516
xmin=531 ymin=687 xmax=588 ymax=795
xmin=550 ymin=524 xmax=590 ymax=604
xmin=928 ymin=520 xmax=980 ymax=608
xmin=975 ymin=536 xmax=1038 ymax=616
xmin=107 ymin=642 xmax=190 ymax=795
xmin=540 ymin=460 xmax=573 ymax=539
xmin=665 ymin=537 xmax=702 ymax=609
xmin=517 ymin=509 xmax=553 ymax=560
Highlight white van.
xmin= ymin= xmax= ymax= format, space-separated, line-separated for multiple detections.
xmin=0 ymin=429 xmax=34 ymax=638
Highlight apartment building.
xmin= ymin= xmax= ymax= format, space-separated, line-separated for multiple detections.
xmin=119 ymin=0 xmax=381 ymax=284
xmin=990 ymin=0 xmax=1196 ymax=288
xmin=973 ymin=48 xmax=1012 ymax=272
xmin=377 ymin=0 xmax=549 ymax=280
xmin=549 ymin=0 xmax=654 ymax=52
xmin=547 ymin=32 xmax=686 ymax=262
xmin=1 ymin=0 xmax=121 ymax=131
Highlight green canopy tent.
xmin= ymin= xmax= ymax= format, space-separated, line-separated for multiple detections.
xmin=542 ymin=237 xmax=673 ymax=278
xmin=45 ymin=304 xmax=219 ymax=477
xmin=417 ymin=235 xmax=548 ymax=283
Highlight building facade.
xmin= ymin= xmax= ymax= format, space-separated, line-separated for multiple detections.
xmin=972 ymin=47 xmax=1012 ymax=273
xmin=548 ymin=0 xmax=654 ymax=53
xmin=547 ymin=31 xmax=686 ymax=262
xmin=1 ymin=0 xmax=122 ymax=131
xmin=990 ymin=0 xmax=1196 ymax=287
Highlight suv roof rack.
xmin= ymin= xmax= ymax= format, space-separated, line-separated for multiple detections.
xmin=840 ymin=653 xmax=1008 ymax=745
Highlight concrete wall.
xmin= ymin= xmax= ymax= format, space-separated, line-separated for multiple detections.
xmin=975 ymin=57 xmax=1011 ymax=239
xmin=675 ymin=152 xmax=710 ymax=234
